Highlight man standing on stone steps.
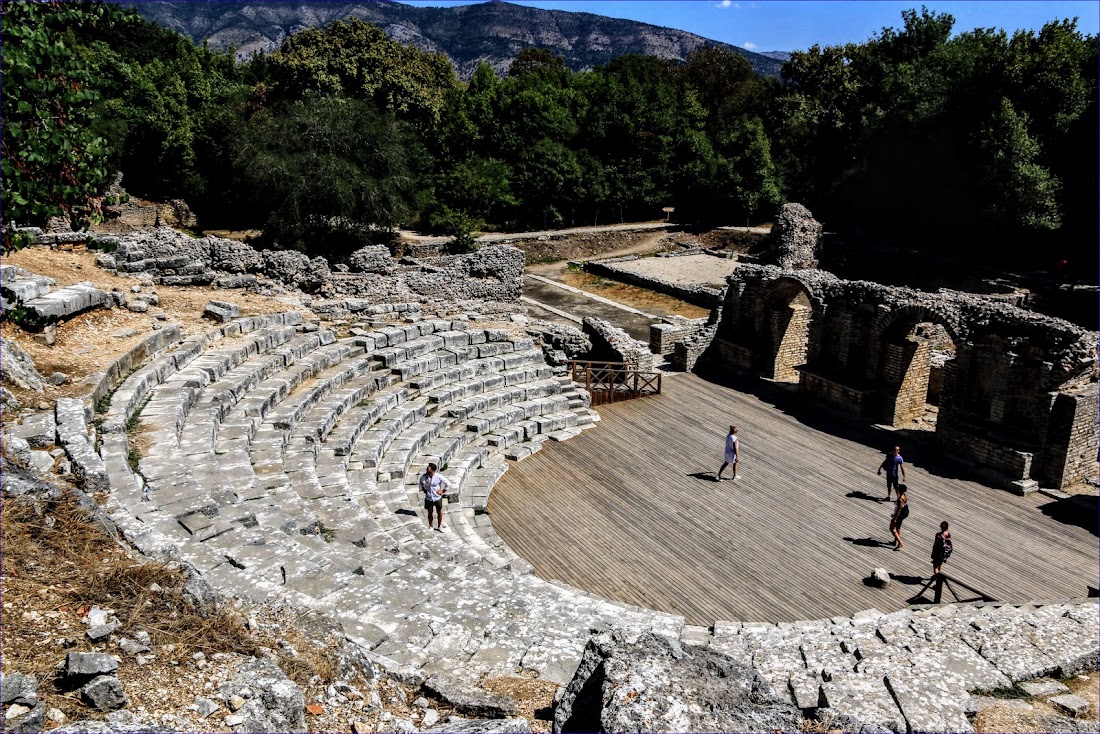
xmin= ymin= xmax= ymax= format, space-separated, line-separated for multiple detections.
xmin=420 ymin=462 xmax=450 ymax=532
xmin=716 ymin=425 xmax=741 ymax=481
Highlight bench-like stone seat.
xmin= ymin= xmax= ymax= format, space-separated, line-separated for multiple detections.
xmin=90 ymin=312 xmax=711 ymax=692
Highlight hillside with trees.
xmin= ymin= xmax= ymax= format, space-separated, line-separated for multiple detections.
xmin=3 ymin=2 xmax=1096 ymax=276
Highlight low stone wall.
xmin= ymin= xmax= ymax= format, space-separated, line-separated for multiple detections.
xmin=84 ymin=325 xmax=183 ymax=415
xmin=649 ymin=316 xmax=709 ymax=356
xmin=582 ymin=256 xmax=723 ymax=308
xmin=582 ymin=317 xmax=660 ymax=372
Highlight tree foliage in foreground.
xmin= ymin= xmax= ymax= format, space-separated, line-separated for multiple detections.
xmin=1 ymin=2 xmax=118 ymax=249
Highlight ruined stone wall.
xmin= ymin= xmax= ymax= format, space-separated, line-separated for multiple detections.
xmin=582 ymin=317 xmax=660 ymax=372
xmin=1036 ymin=385 xmax=1100 ymax=488
xmin=764 ymin=203 xmax=823 ymax=269
xmin=582 ymin=256 xmax=724 ymax=308
xmin=649 ymin=316 xmax=709 ymax=356
xmin=90 ymin=228 xmax=525 ymax=306
xmin=704 ymin=263 xmax=1098 ymax=489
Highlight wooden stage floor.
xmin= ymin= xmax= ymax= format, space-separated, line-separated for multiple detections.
xmin=488 ymin=371 xmax=1100 ymax=626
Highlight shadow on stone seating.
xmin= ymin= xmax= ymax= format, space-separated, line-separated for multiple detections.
xmin=395 ymin=508 xmax=417 ymax=517
xmin=1039 ymin=494 xmax=1098 ymax=536
xmin=694 ymin=367 xmax=1000 ymax=488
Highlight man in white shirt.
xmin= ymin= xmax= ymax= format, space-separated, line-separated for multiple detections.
xmin=716 ymin=425 xmax=742 ymax=481
xmin=419 ymin=462 xmax=451 ymax=531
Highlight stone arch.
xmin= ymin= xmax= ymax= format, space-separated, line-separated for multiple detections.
xmin=870 ymin=305 xmax=961 ymax=427
xmin=762 ymin=277 xmax=821 ymax=382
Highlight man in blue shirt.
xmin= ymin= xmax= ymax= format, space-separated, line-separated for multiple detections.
xmin=877 ymin=445 xmax=906 ymax=501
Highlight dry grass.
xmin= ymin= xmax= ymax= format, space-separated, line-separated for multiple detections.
xmin=971 ymin=673 xmax=1099 ymax=733
xmin=1 ymin=491 xmax=264 ymax=720
xmin=559 ymin=271 xmax=710 ymax=319
xmin=482 ymin=674 xmax=558 ymax=732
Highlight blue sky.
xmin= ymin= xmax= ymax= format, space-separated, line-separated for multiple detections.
xmin=402 ymin=1 xmax=1100 ymax=52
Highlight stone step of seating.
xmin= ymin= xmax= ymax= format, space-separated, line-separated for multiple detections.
xmin=407 ymin=348 xmax=544 ymax=392
xmin=224 ymin=342 xmax=366 ymax=437
xmin=18 ymin=281 xmax=111 ymax=323
xmin=98 ymin=314 xmax=304 ymax=505
xmin=292 ymin=334 xmax=518 ymax=452
xmin=96 ymin=315 xmax=707 ymax=690
xmin=273 ymin=330 xmax=519 ymax=456
xmin=1 ymin=267 xmax=56 ymax=309
xmin=194 ymin=331 xmax=335 ymax=420
xmin=266 ymin=352 xmax=377 ymax=432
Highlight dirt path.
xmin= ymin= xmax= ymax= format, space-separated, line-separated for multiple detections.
xmin=396 ymin=221 xmax=677 ymax=246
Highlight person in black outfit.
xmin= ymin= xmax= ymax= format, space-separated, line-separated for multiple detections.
xmin=931 ymin=520 xmax=952 ymax=576
xmin=890 ymin=486 xmax=909 ymax=550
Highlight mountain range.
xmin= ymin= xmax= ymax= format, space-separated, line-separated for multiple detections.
xmin=130 ymin=0 xmax=788 ymax=78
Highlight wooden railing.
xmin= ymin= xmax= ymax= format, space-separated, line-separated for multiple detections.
xmin=909 ymin=573 xmax=996 ymax=605
xmin=569 ymin=360 xmax=662 ymax=406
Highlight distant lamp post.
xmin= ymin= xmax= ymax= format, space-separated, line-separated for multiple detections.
xmin=662 ymin=206 xmax=674 ymax=222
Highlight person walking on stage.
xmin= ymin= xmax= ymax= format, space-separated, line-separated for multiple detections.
xmin=890 ymin=486 xmax=909 ymax=550
xmin=716 ymin=425 xmax=741 ymax=481
xmin=931 ymin=520 xmax=953 ymax=576
xmin=877 ymin=445 xmax=906 ymax=501
xmin=419 ymin=462 xmax=451 ymax=531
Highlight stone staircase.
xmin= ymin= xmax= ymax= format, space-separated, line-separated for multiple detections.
xmin=79 ymin=311 xmax=1099 ymax=728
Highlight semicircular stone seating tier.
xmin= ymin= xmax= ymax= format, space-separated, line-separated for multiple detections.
xmin=97 ymin=312 xmax=683 ymax=687
xmin=94 ymin=313 xmax=1100 ymax=728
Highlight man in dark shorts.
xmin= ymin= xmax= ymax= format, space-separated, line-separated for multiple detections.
xmin=419 ymin=462 xmax=450 ymax=531
xmin=877 ymin=445 xmax=906 ymax=501
xmin=931 ymin=520 xmax=952 ymax=576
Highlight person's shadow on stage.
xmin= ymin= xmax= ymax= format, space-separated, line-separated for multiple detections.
xmin=844 ymin=536 xmax=892 ymax=548
xmin=846 ymin=490 xmax=888 ymax=503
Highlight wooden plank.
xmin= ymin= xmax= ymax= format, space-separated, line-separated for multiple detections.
xmin=489 ymin=372 xmax=1099 ymax=626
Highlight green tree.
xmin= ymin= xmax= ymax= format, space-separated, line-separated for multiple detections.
xmin=266 ymin=19 xmax=458 ymax=126
xmin=1 ymin=1 xmax=118 ymax=247
xmin=233 ymin=97 xmax=423 ymax=255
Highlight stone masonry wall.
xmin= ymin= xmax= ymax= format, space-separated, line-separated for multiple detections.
xmin=582 ymin=256 xmax=724 ymax=309
xmin=582 ymin=317 xmax=661 ymax=372
xmin=87 ymin=228 xmax=525 ymax=306
xmin=649 ymin=316 xmax=709 ymax=356
xmin=704 ymin=263 xmax=1098 ymax=489
xmin=769 ymin=302 xmax=812 ymax=382
xmin=880 ymin=339 xmax=933 ymax=425
xmin=1036 ymin=385 xmax=1100 ymax=488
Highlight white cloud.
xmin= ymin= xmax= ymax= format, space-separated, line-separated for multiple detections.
xmin=715 ymin=1 xmax=733 ymax=8
xmin=743 ymin=41 xmax=758 ymax=49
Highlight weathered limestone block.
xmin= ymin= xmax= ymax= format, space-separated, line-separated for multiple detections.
xmin=218 ymin=657 xmax=306 ymax=732
xmin=553 ymin=631 xmax=801 ymax=733
xmin=1 ymin=337 xmax=45 ymax=390
xmin=203 ymin=300 xmax=240 ymax=323
xmin=767 ymin=203 xmax=823 ymax=269
xmin=55 ymin=398 xmax=109 ymax=493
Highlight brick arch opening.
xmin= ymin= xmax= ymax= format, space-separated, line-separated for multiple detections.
xmin=875 ymin=309 xmax=959 ymax=428
xmin=764 ymin=278 xmax=818 ymax=383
